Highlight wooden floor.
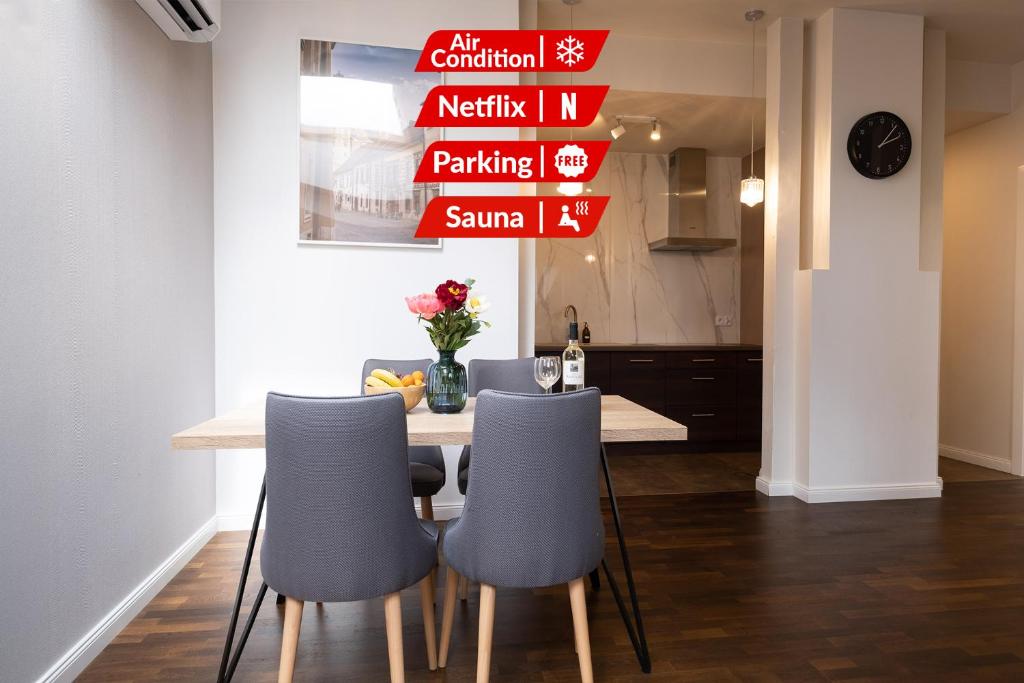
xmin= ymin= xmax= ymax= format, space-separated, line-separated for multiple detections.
xmin=81 ymin=475 xmax=1024 ymax=681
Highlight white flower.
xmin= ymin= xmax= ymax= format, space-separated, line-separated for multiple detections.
xmin=466 ymin=294 xmax=491 ymax=314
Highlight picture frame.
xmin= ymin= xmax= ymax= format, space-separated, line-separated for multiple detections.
xmin=298 ymin=38 xmax=443 ymax=249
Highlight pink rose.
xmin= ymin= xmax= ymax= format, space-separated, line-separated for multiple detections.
xmin=405 ymin=293 xmax=445 ymax=320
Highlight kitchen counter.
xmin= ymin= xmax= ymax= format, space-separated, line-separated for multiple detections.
xmin=535 ymin=342 xmax=763 ymax=353
xmin=533 ymin=342 xmax=763 ymax=446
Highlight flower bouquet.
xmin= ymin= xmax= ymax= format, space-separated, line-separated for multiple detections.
xmin=405 ymin=278 xmax=491 ymax=413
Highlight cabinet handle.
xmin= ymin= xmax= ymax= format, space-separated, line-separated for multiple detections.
xmin=691 ymin=413 xmax=716 ymax=417
xmin=690 ymin=377 xmax=716 ymax=381
xmin=628 ymin=359 xmax=655 ymax=363
xmin=692 ymin=358 xmax=716 ymax=363
xmin=746 ymin=357 xmax=762 ymax=363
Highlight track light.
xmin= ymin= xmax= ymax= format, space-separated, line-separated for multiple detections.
xmin=610 ymin=118 xmax=626 ymax=140
xmin=557 ymin=181 xmax=583 ymax=196
xmin=650 ymin=120 xmax=661 ymax=141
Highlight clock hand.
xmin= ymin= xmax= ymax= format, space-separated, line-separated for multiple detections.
xmin=877 ymin=124 xmax=898 ymax=148
xmin=878 ymin=132 xmax=902 ymax=148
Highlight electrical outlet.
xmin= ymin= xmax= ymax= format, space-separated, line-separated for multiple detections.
xmin=715 ymin=315 xmax=733 ymax=327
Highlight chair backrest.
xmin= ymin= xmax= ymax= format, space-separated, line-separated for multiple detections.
xmin=261 ymin=392 xmax=436 ymax=602
xmin=468 ymin=358 xmax=543 ymax=396
xmin=444 ymin=388 xmax=604 ymax=588
xmin=360 ymin=358 xmax=433 ymax=395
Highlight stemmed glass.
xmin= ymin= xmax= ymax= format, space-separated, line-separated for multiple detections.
xmin=534 ymin=356 xmax=561 ymax=394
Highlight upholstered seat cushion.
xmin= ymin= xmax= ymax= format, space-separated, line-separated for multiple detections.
xmin=410 ymin=444 xmax=445 ymax=497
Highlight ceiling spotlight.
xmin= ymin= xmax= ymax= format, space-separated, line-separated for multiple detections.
xmin=557 ymin=181 xmax=584 ymax=196
xmin=650 ymin=120 xmax=661 ymax=141
xmin=610 ymin=118 xmax=626 ymax=140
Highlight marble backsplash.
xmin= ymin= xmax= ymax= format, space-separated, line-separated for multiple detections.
xmin=536 ymin=152 xmax=742 ymax=344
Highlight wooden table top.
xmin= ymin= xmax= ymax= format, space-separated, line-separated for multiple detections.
xmin=171 ymin=395 xmax=687 ymax=449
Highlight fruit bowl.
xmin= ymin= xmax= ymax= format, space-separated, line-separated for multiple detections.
xmin=364 ymin=383 xmax=426 ymax=412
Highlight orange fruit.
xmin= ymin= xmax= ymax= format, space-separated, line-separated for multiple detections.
xmin=412 ymin=370 xmax=425 ymax=382
xmin=401 ymin=374 xmax=416 ymax=387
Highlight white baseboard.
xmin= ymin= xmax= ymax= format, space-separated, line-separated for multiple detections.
xmin=939 ymin=444 xmax=1015 ymax=474
xmin=755 ymin=476 xmax=794 ymax=496
xmin=37 ymin=516 xmax=217 ymax=683
xmin=426 ymin=502 xmax=464 ymax=521
xmin=216 ymin=502 xmax=465 ymax=532
xmin=792 ymin=480 xmax=943 ymax=503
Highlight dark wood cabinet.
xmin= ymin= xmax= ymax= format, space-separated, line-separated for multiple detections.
xmin=608 ymin=352 xmax=666 ymax=414
xmin=535 ymin=343 xmax=762 ymax=447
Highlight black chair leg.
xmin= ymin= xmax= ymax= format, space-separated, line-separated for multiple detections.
xmin=589 ymin=568 xmax=601 ymax=590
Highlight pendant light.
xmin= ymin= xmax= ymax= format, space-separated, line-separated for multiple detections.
xmin=740 ymin=9 xmax=764 ymax=208
xmin=557 ymin=0 xmax=584 ymax=196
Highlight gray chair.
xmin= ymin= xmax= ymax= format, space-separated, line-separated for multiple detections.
xmin=262 ymin=391 xmax=439 ymax=682
xmin=361 ymin=358 xmax=446 ymax=520
xmin=457 ymin=358 xmax=542 ymax=495
xmin=438 ymin=388 xmax=604 ymax=683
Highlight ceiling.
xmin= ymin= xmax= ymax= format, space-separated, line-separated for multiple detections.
xmin=538 ymin=90 xmax=766 ymax=157
xmin=538 ymin=0 xmax=1024 ymax=64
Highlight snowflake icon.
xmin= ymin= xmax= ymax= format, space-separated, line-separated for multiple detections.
xmin=555 ymin=35 xmax=585 ymax=68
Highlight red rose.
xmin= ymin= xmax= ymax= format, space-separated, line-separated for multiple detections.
xmin=435 ymin=280 xmax=468 ymax=310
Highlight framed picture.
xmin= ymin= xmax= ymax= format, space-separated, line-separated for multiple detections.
xmin=298 ymin=39 xmax=442 ymax=248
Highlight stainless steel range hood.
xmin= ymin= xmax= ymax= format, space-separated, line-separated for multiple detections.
xmin=649 ymin=147 xmax=737 ymax=252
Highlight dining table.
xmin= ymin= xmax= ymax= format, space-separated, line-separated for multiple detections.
xmin=172 ymin=394 xmax=687 ymax=680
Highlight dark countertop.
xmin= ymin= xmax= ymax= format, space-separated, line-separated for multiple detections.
xmin=534 ymin=342 xmax=763 ymax=353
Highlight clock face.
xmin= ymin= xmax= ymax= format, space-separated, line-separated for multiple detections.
xmin=847 ymin=111 xmax=912 ymax=179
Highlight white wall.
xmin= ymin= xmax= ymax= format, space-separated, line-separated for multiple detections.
xmin=213 ymin=0 xmax=521 ymax=524
xmin=940 ymin=61 xmax=1024 ymax=473
xmin=0 ymin=2 xmax=215 ymax=680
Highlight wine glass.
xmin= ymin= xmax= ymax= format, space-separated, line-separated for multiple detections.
xmin=534 ymin=356 xmax=561 ymax=394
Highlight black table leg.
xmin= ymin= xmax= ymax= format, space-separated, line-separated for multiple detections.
xmin=589 ymin=568 xmax=601 ymax=590
xmin=600 ymin=444 xmax=652 ymax=673
xmin=217 ymin=479 xmax=266 ymax=683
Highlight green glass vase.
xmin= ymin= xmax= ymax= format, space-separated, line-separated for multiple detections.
xmin=426 ymin=350 xmax=468 ymax=413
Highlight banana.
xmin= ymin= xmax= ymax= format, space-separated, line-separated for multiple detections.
xmin=371 ymin=368 xmax=404 ymax=387
xmin=365 ymin=376 xmax=389 ymax=388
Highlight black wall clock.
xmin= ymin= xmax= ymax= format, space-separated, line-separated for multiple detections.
xmin=847 ymin=111 xmax=912 ymax=179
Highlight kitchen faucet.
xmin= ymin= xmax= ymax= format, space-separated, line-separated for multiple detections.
xmin=564 ymin=304 xmax=578 ymax=324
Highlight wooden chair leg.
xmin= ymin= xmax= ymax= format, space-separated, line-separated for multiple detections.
xmin=439 ymin=567 xmax=460 ymax=668
xmin=458 ymin=574 xmax=469 ymax=601
xmin=384 ymin=592 xmax=405 ymax=683
xmin=418 ymin=576 xmax=438 ymax=671
xmin=420 ymin=498 xmax=438 ymax=590
xmin=568 ymin=578 xmax=594 ymax=683
xmin=476 ymin=584 xmax=496 ymax=683
xmin=278 ymin=597 xmax=304 ymax=683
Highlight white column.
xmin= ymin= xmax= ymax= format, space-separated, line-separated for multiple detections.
xmin=757 ymin=17 xmax=804 ymax=496
xmin=804 ymin=9 xmax=941 ymax=501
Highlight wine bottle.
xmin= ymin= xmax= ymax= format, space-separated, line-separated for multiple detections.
xmin=562 ymin=321 xmax=585 ymax=391
xmin=582 ymin=322 xmax=591 ymax=344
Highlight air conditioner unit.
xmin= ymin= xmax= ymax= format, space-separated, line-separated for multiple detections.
xmin=135 ymin=0 xmax=221 ymax=42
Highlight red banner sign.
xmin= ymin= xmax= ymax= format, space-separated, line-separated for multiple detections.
xmin=415 ymin=196 xmax=609 ymax=239
xmin=414 ymin=140 xmax=610 ymax=183
xmin=416 ymin=30 xmax=609 ymax=72
xmin=415 ymin=85 xmax=608 ymax=128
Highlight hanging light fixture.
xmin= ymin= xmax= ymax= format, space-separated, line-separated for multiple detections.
xmin=650 ymin=119 xmax=661 ymax=141
xmin=558 ymin=0 xmax=584 ymax=196
xmin=740 ymin=9 xmax=765 ymax=208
